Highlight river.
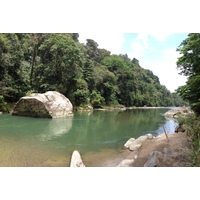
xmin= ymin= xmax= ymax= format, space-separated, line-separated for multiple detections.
xmin=0 ymin=108 xmax=178 ymax=167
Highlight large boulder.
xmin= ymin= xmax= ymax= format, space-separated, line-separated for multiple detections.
xmin=70 ymin=150 xmax=85 ymax=167
xmin=12 ymin=91 xmax=73 ymax=118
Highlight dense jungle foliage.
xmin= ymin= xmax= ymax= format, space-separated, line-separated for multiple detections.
xmin=176 ymin=33 xmax=200 ymax=116
xmin=0 ymin=33 xmax=185 ymax=110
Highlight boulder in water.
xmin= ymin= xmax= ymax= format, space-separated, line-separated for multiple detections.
xmin=12 ymin=91 xmax=73 ymax=118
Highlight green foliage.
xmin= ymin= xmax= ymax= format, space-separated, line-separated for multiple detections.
xmin=25 ymin=89 xmax=37 ymax=96
xmin=177 ymin=33 xmax=200 ymax=76
xmin=178 ymin=114 xmax=200 ymax=166
xmin=0 ymin=33 xmax=185 ymax=108
xmin=0 ymin=33 xmax=30 ymax=101
xmin=34 ymin=34 xmax=85 ymax=102
xmin=176 ymin=33 xmax=200 ymax=115
xmin=0 ymin=95 xmax=9 ymax=112
xmin=73 ymin=79 xmax=89 ymax=106
xmin=90 ymin=91 xmax=105 ymax=108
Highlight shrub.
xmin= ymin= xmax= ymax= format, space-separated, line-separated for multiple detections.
xmin=180 ymin=114 xmax=200 ymax=166
xmin=0 ymin=95 xmax=9 ymax=113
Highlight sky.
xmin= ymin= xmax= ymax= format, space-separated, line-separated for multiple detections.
xmin=79 ymin=33 xmax=188 ymax=92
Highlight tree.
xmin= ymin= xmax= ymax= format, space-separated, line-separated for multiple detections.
xmin=177 ymin=33 xmax=200 ymax=76
xmin=35 ymin=33 xmax=84 ymax=103
xmin=28 ymin=33 xmax=44 ymax=87
xmin=176 ymin=33 xmax=200 ymax=115
xmin=85 ymin=39 xmax=99 ymax=61
xmin=0 ymin=33 xmax=30 ymax=101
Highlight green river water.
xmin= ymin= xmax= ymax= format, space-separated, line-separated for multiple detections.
xmin=0 ymin=108 xmax=178 ymax=167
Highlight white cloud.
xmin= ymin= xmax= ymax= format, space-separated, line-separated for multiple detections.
xmin=146 ymin=48 xmax=187 ymax=92
xmin=137 ymin=34 xmax=149 ymax=49
xmin=128 ymin=34 xmax=151 ymax=64
xmin=149 ymin=33 xmax=173 ymax=41
xmin=78 ymin=33 xmax=125 ymax=55
xmin=162 ymin=48 xmax=180 ymax=59
xmin=131 ymin=34 xmax=149 ymax=53
xmin=151 ymin=61 xmax=187 ymax=92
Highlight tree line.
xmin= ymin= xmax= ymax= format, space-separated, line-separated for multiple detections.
xmin=0 ymin=33 xmax=185 ymax=111
xmin=176 ymin=33 xmax=200 ymax=115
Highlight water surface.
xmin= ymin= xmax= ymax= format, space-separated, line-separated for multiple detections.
xmin=0 ymin=108 xmax=178 ymax=167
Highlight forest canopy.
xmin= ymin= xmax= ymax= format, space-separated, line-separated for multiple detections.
xmin=176 ymin=33 xmax=200 ymax=115
xmin=0 ymin=33 xmax=185 ymax=109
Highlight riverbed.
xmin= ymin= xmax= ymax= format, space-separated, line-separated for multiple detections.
xmin=0 ymin=108 xmax=178 ymax=166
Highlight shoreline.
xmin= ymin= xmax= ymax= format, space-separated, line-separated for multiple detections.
xmin=75 ymin=131 xmax=190 ymax=167
xmin=94 ymin=106 xmax=174 ymax=111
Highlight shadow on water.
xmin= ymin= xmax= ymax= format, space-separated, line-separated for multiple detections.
xmin=0 ymin=108 xmax=177 ymax=166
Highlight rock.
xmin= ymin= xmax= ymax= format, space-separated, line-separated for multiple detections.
xmin=117 ymin=159 xmax=135 ymax=167
xmin=124 ymin=134 xmax=153 ymax=151
xmin=164 ymin=107 xmax=190 ymax=119
xmin=144 ymin=151 xmax=163 ymax=167
xmin=124 ymin=138 xmax=135 ymax=148
xmin=70 ymin=150 xmax=85 ymax=167
xmin=12 ymin=91 xmax=73 ymax=118
xmin=146 ymin=133 xmax=154 ymax=139
xmin=163 ymin=147 xmax=172 ymax=156
xmin=129 ymin=142 xmax=142 ymax=151
xmin=175 ymin=124 xmax=187 ymax=133
xmin=137 ymin=135 xmax=148 ymax=143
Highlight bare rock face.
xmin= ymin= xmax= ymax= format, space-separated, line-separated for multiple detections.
xmin=12 ymin=91 xmax=73 ymax=118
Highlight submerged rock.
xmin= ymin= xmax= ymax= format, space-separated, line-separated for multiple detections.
xmin=12 ymin=91 xmax=73 ymax=118
xmin=70 ymin=150 xmax=85 ymax=167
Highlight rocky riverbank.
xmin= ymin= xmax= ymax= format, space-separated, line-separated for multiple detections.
xmin=71 ymin=131 xmax=191 ymax=167
xmin=118 ymin=131 xmax=190 ymax=167
xmin=116 ymin=107 xmax=191 ymax=167
xmin=70 ymin=107 xmax=191 ymax=167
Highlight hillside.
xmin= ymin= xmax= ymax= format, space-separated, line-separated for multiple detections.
xmin=0 ymin=33 xmax=185 ymax=108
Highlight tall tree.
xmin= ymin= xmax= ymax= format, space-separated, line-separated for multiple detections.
xmin=35 ymin=33 xmax=85 ymax=103
xmin=0 ymin=33 xmax=29 ymax=101
xmin=176 ymin=33 xmax=200 ymax=115
xmin=29 ymin=33 xmax=44 ymax=87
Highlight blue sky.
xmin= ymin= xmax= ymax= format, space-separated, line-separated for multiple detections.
xmin=79 ymin=33 xmax=188 ymax=92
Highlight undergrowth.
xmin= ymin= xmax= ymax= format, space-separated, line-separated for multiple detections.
xmin=178 ymin=114 xmax=200 ymax=166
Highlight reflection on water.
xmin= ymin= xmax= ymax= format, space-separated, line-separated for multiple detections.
xmin=39 ymin=117 xmax=73 ymax=141
xmin=0 ymin=108 xmax=178 ymax=166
